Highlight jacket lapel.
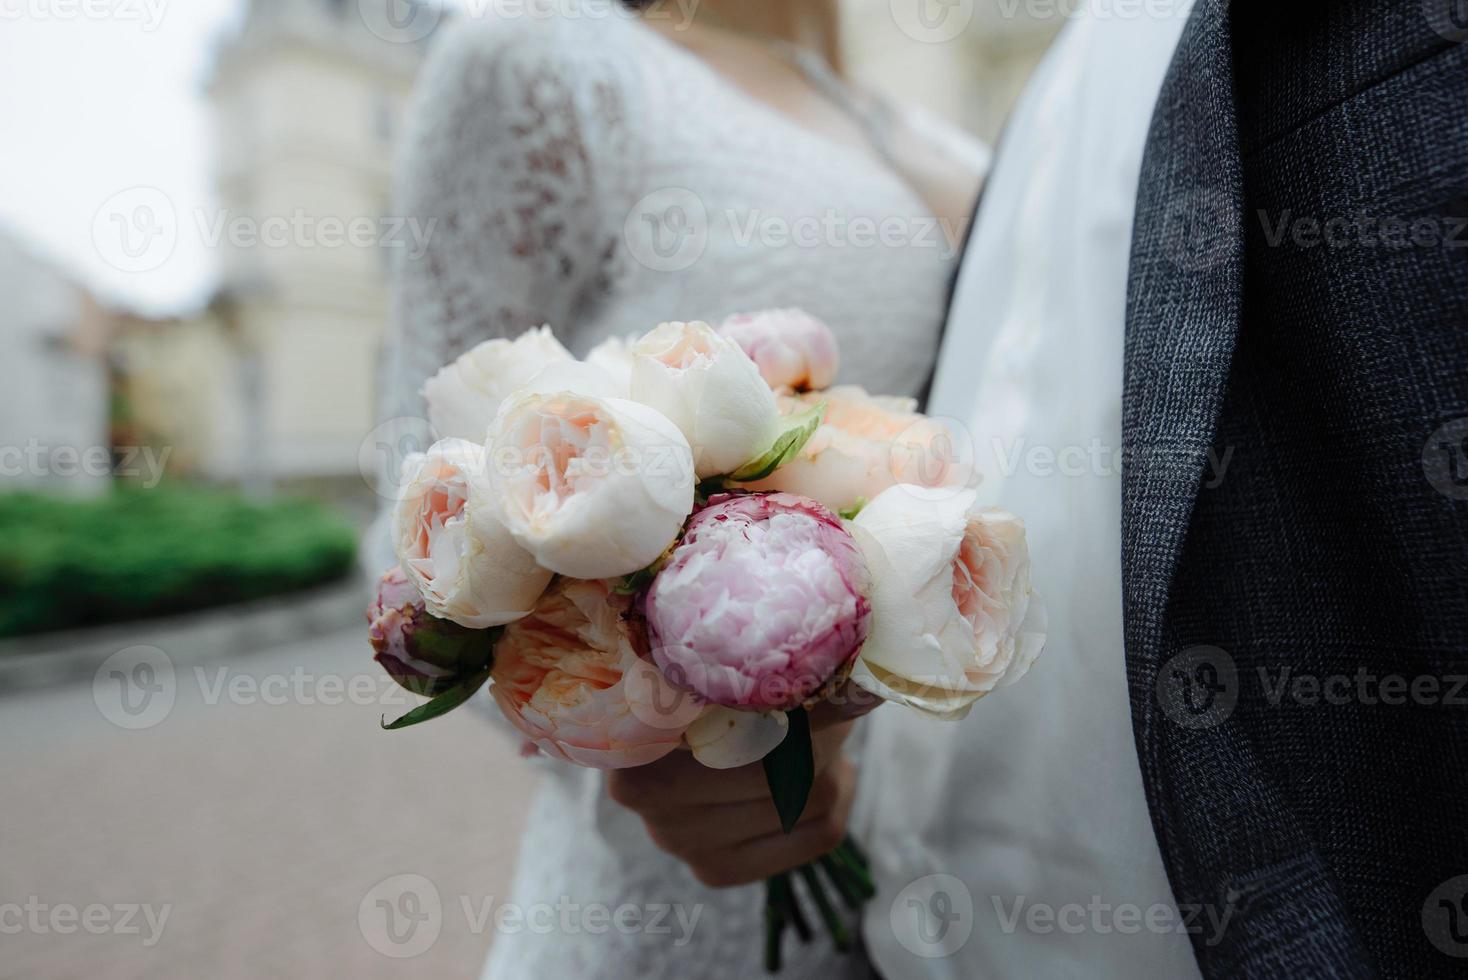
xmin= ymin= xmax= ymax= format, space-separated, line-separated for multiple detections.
xmin=1121 ymin=0 xmax=1244 ymax=668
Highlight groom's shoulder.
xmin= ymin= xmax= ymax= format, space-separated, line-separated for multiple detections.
xmin=1231 ymin=0 xmax=1466 ymax=153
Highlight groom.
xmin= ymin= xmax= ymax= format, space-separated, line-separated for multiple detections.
xmin=612 ymin=1 xmax=1468 ymax=977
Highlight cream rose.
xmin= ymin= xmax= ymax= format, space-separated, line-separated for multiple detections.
xmin=488 ymin=392 xmax=696 ymax=579
xmin=849 ymin=486 xmax=1046 ymax=719
xmin=630 ymin=321 xmax=781 ymax=478
xmin=422 ymin=326 xmax=572 ymax=442
xmin=748 ymin=386 xmax=965 ymax=513
xmin=392 ymin=438 xmax=552 ymax=629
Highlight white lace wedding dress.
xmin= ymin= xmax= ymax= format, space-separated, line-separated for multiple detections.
xmin=380 ymin=9 xmax=987 ymax=979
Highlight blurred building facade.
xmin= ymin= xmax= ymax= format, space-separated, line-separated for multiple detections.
xmin=201 ymin=0 xmax=429 ymax=483
xmin=0 ymin=228 xmax=112 ymax=496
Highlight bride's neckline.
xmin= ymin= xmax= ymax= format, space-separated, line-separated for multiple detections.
xmin=628 ymin=18 xmax=907 ymax=186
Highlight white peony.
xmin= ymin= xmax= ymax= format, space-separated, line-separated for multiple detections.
xmin=849 ymin=486 xmax=1046 ymax=719
xmin=487 ymin=392 xmax=696 ymax=579
xmin=422 ymin=326 xmax=572 ymax=442
xmin=629 ymin=321 xmax=781 ymax=479
xmin=392 ymin=439 xmax=552 ymax=628
xmin=584 ymin=333 xmax=640 ymax=397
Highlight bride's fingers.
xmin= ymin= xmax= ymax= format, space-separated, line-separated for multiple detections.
xmin=634 ymin=761 xmax=848 ymax=856
xmin=609 ymin=718 xmax=856 ymax=810
xmin=808 ymin=682 xmax=884 ymax=731
xmin=680 ymin=760 xmax=857 ymax=888
xmin=608 ymin=750 xmax=770 ymax=807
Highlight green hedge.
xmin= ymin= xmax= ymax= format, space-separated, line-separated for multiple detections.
xmin=0 ymin=488 xmax=358 ymax=639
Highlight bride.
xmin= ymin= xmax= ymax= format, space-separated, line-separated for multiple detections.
xmin=381 ymin=1 xmax=987 ymax=976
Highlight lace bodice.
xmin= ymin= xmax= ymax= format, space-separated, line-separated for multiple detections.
xmin=380 ymin=8 xmax=987 ymax=979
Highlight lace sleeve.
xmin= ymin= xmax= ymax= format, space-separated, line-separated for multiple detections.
xmin=382 ymin=15 xmax=629 ymax=426
xmin=370 ymin=16 xmax=633 ymax=749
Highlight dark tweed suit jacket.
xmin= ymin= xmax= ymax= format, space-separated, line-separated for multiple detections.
xmin=1124 ymin=1 xmax=1468 ymax=977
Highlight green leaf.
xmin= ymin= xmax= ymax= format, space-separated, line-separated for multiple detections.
xmin=762 ymin=707 xmax=815 ymax=833
xmin=381 ymin=669 xmax=492 ymax=731
xmin=837 ymin=499 xmax=867 ymax=521
xmin=729 ymin=402 xmax=826 ymax=483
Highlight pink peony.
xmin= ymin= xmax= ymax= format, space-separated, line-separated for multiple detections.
xmin=642 ymin=492 xmax=872 ymax=711
xmin=490 ymin=578 xmax=703 ymax=769
xmin=719 ymin=309 xmax=840 ymax=392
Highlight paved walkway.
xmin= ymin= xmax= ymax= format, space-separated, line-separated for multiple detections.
xmin=0 ymin=627 xmax=538 ymax=979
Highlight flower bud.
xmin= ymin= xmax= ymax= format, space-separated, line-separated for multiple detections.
xmin=368 ymin=567 xmax=495 ymax=697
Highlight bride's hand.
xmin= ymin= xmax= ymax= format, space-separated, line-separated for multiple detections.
xmin=607 ymin=711 xmax=858 ymax=889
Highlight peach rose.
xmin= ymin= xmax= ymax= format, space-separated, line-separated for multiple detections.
xmin=748 ymin=386 xmax=965 ymax=514
xmin=489 ymin=579 xmax=704 ymax=768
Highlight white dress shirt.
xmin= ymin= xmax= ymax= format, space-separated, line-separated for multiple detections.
xmin=857 ymin=5 xmax=1205 ymax=977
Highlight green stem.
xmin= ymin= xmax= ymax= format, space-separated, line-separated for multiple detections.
xmin=780 ymin=872 xmax=814 ymax=942
xmin=764 ymin=879 xmax=786 ymax=973
xmin=819 ymin=855 xmax=865 ymax=911
xmin=831 ymin=841 xmax=877 ymax=899
xmin=798 ymin=864 xmax=852 ymax=952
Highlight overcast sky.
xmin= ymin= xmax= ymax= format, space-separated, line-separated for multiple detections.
xmin=0 ymin=0 xmax=253 ymax=316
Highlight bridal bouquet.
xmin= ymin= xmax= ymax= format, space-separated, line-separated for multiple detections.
xmin=367 ymin=310 xmax=1046 ymax=970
